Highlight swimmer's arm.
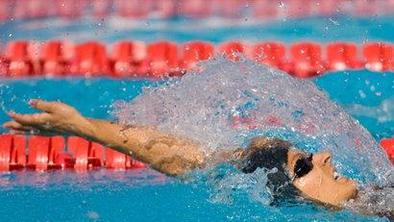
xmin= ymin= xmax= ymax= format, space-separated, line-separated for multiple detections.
xmin=3 ymin=100 xmax=205 ymax=176
xmin=83 ymin=118 xmax=206 ymax=176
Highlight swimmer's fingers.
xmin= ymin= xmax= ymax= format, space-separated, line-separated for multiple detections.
xmin=29 ymin=99 xmax=59 ymax=113
xmin=3 ymin=120 xmax=33 ymax=132
xmin=7 ymin=111 xmax=51 ymax=126
xmin=29 ymin=99 xmax=80 ymax=118
xmin=9 ymin=129 xmax=30 ymax=135
xmin=3 ymin=121 xmax=59 ymax=136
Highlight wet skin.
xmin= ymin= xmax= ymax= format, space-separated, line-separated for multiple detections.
xmin=3 ymin=99 xmax=358 ymax=207
xmin=287 ymin=149 xmax=358 ymax=206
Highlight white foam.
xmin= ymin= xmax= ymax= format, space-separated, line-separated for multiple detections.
xmin=114 ymin=57 xmax=392 ymax=184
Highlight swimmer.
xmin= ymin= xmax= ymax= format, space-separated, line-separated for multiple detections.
xmin=2 ymin=99 xmax=392 ymax=218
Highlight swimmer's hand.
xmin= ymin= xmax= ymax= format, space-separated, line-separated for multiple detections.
xmin=3 ymin=99 xmax=91 ymax=136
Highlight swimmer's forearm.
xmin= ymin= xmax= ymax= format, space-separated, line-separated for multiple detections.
xmin=74 ymin=118 xmax=142 ymax=155
xmin=74 ymin=117 xmax=205 ymax=176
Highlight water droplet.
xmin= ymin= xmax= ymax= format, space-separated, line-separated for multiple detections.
xmin=328 ymin=17 xmax=340 ymax=26
xmin=358 ymin=90 xmax=366 ymax=99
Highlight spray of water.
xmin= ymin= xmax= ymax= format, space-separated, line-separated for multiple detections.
xmin=114 ymin=57 xmax=393 ymax=212
xmin=345 ymin=97 xmax=394 ymax=123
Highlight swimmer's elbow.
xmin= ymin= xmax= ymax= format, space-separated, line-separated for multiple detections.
xmin=152 ymin=155 xmax=204 ymax=177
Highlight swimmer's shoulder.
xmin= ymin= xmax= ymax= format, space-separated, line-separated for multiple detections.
xmin=203 ymin=148 xmax=244 ymax=168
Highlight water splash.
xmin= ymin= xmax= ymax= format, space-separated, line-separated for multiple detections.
xmin=207 ymin=166 xmax=274 ymax=205
xmin=345 ymin=97 xmax=394 ymax=123
xmin=114 ymin=57 xmax=392 ymax=185
xmin=344 ymin=184 xmax=394 ymax=219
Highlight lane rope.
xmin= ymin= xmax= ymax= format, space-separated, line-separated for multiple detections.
xmin=0 ymin=40 xmax=393 ymax=78
xmin=0 ymin=134 xmax=392 ymax=172
xmin=0 ymin=134 xmax=145 ymax=172
xmin=0 ymin=0 xmax=393 ymax=21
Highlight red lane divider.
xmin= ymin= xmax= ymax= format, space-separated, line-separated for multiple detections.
xmin=5 ymin=41 xmax=35 ymax=77
xmin=41 ymin=41 xmax=73 ymax=76
xmin=219 ymin=41 xmax=247 ymax=61
xmin=380 ymin=138 xmax=394 ymax=164
xmin=180 ymin=41 xmax=214 ymax=71
xmin=146 ymin=41 xmax=180 ymax=77
xmin=326 ymin=42 xmax=363 ymax=71
xmin=363 ymin=43 xmax=394 ymax=72
xmin=1 ymin=0 xmax=393 ymax=21
xmin=0 ymin=134 xmax=392 ymax=172
xmin=251 ymin=42 xmax=285 ymax=69
xmin=0 ymin=134 xmax=145 ymax=172
xmin=111 ymin=41 xmax=147 ymax=77
xmin=70 ymin=42 xmax=110 ymax=76
xmin=0 ymin=135 xmax=25 ymax=171
xmin=1 ymin=41 xmax=393 ymax=79
xmin=290 ymin=42 xmax=326 ymax=78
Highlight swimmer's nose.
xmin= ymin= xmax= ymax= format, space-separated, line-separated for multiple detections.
xmin=314 ymin=151 xmax=332 ymax=166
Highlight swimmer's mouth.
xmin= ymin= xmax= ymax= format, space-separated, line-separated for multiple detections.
xmin=333 ymin=171 xmax=346 ymax=181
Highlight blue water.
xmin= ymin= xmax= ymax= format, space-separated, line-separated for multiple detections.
xmin=1 ymin=16 xmax=394 ymax=43
xmin=0 ymin=70 xmax=392 ymax=222
xmin=0 ymin=15 xmax=393 ymax=222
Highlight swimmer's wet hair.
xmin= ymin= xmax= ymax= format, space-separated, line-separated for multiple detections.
xmin=239 ymin=137 xmax=299 ymax=200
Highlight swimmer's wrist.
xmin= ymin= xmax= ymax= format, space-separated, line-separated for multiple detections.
xmin=77 ymin=117 xmax=98 ymax=139
xmin=66 ymin=116 xmax=97 ymax=139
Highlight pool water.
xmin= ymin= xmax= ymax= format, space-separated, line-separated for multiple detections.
xmin=0 ymin=69 xmax=392 ymax=222
xmin=1 ymin=16 xmax=394 ymax=43
xmin=0 ymin=16 xmax=393 ymax=222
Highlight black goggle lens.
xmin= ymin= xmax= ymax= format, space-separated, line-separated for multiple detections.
xmin=293 ymin=154 xmax=313 ymax=179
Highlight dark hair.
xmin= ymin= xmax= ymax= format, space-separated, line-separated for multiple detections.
xmin=239 ymin=137 xmax=299 ymax=199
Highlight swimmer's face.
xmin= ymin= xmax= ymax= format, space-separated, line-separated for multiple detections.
xmin=287 ymin=150 xmax=358 ymax=206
